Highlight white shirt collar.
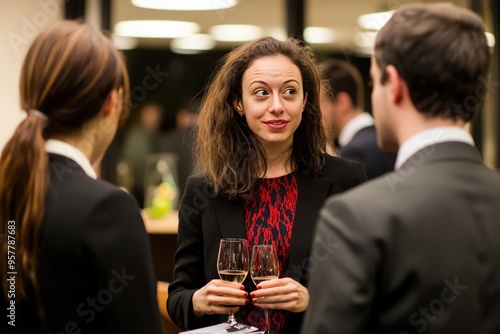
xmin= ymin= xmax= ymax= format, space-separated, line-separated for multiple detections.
xmin=45 ymin=139 xmax=97 ymax=179
xmin=395 ymin=126 xmax=474 ymax=170
xmin=338 ymin=112 xmax=374 ymax=147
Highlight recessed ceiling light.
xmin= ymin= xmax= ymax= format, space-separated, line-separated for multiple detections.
xmin=485 ymin=32 xmax=496 ymax=47
xmin=267 ymin=28 xmax=287 ymax=41
xmin=171 ymin=34 xmax=216 ymax=54
xmin=210 ymin=24 xmax=263 ymax=42
xmin=304 ymin=27 xmax=336 ymax=44
xmin=112 ymin=34 xmax=138 ymax=50
xmin=357 ymin=11 xmax=394 ymax=30
xmin=114 ymin=20 xmax=199 ymax=38
xmin=132 ymin=0 xmax=238 ymax=11
xmin=354 ymin=31 xmax=378 ymax=49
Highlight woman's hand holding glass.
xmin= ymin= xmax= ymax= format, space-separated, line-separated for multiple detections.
xmin=192 ymin=238 xmax=249 ymax=321
xmin=250 ymin=245 xmax=309 ymax=314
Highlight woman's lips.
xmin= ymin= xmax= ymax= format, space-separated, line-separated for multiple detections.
xmin=264 ymin=120 xmax=288 ymax=130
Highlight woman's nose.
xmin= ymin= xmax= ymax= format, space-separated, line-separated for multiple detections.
xmin=268 ymin=95 xmax=284 ymax=113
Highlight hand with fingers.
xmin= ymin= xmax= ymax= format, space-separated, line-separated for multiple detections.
xmin=192 ymin=279 xmax=249 ymax=318
xmin=250 ymin=277 xmax=309 ymax=313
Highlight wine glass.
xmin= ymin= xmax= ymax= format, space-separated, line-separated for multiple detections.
xmin=217 ymin=238 xmax=250 ymax=324
xmin=250 ymin=244 xmax=279 ymax=334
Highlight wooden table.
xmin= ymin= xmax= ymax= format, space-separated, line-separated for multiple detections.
xmin=143 ymin=210 xmax=179 ymax=235
xmin=143 ymin=210 xmax=179 ymax=283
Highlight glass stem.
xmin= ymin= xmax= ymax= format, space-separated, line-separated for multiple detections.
xmin=265 ymin=308 xmax=269 ymax=334
xmin=228 ymin=313 xmax=236 ymax=324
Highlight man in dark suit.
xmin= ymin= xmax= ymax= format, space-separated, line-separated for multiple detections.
xmin=321 ymin=59 xmax=396 ymax=179
xmin=303 ymin=3 xmax=500 ymax=334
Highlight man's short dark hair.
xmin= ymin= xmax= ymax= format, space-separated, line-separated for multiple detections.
xmin=374 ymin=3 xmax=490 ymax=122
xmin=321 ymin=59 xmax=364 ymax=109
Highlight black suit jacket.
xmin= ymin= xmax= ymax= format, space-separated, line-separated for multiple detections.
xmin=303 ymin=142 xmax=500 ymax=334
xmin=167 ymin=155 xmax=367 ymax=333
xmin=1 ymin=154 xmax=162 ymax=334
xmin=339 ymin=125 xmax=396 ymax=180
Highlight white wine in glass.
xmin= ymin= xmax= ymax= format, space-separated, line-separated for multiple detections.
xmin=217 ymin=238 xmax=250 ymax=324
xmin=250 ymin=244 xmax=279 ymax=334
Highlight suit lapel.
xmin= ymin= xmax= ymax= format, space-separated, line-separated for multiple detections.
xmin=212 ymin=196 xmax=246 ymax=239
xmin=288 ymin=171 xmax=332 ymax=282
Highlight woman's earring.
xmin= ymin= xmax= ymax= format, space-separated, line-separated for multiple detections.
xmin=240 ymin=113 xmax=244 ymax=117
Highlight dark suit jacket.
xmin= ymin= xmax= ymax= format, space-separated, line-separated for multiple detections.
xmin=339 ymin=125 xmax=396 ymax=180
xmin=303 ymin=142 xmax=500 ymax=334
xmin=1 ymin=154 xmax=162 ymax=334
xmin=167 ymin=155 xmax=367 ymax=333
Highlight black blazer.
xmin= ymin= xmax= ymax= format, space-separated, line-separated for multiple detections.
xmin=339 ymin=125 xmax=396 ymax=180
xmin=303 ymin=142 xmax=500 ymax=334
xmin=167 ymin=155 xmax=367 ymax=333
xmin=1 ymin=154 xmax=162 ymax=334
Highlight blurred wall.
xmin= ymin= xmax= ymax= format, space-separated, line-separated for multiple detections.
xmin=0 ymin=0 xmax=62 ymax=151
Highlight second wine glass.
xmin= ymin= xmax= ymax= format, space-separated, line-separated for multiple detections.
xmin=250 ymin=244 xmax=279 ymax=334
xmin=217 ymin=238 xmax=250 ymax=325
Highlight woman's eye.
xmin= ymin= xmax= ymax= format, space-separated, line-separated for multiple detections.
xmin=255 ymin=89 xmax=267 ymax=97
xmin=284 ymin=88 xmax=296 ymax=95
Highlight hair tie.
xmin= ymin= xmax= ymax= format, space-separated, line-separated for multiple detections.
xmin=29 ymin=109 xmax=48 ymax=122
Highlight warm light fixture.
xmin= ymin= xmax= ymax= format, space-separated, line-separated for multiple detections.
xmin=114 ymin=20 xmax=199 ymax=38
xmin=357 ymin=11 xmax=394 ymax=30
xmin=132 ymin=0 xmax=238 ymax=11
xmin=354 ymin=31 xmax=378 ymax=49
xmin=112 ymin=34 xmax=138 ymax=50
xmin=210 ymin=24 xmax=263 ymax=42
xmin=485 ymin=32 xmax=496 ymax=48
xmin=304 ymin=27 xmax=336 ymax=44
xmin=170 ymin=34 xmax=216 ymax=54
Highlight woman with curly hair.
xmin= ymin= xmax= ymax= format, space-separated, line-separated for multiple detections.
xmin=167 ymin=36 xmax=367 ymax=333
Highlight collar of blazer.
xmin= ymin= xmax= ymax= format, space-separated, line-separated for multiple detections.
xmin=398 ymin=141 xmax=482 ymax=172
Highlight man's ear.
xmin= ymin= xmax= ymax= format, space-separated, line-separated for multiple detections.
xmin=335 ymin=92 xmax=352 ymax=110
xmin=385 ymin=65 xmax=404 ymax=104
xmin=102 ymin=90 xmax=119 ymax=117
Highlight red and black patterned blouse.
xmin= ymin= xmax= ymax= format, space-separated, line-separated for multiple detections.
xmin=241 ymin=173 xmax=298 ymax=333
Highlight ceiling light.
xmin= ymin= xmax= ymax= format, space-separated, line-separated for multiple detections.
xmin=485 ymin=32 xmax=495 ymax=48
xmin=112 ymin=34 xmax=138 ymax=50
xmin=304 ymin=27 xmax=336 ymax=44
xmin=357 ymin=11 xmax=394 ymax=30
xmin=267 ymin=28 xmax=287 ymax=41
xmin=132 ymin=0 xmax=238 ymax=11
xmin=114 ymin=20 xmax=199 ymax=38
xmin=354 ymin=31 xmax=378 ymax=49
xmin=210 ymin=24 xmax=263 ymax=42
xmin=171 ymin=34 xmax=216 ymax=54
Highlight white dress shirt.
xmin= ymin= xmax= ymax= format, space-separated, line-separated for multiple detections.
xmin=45 ymin=139 xmax=97 ymax=179
xmin=395 ymin=126 xmax=474 ymax=170
xmin=338 ymin=112 xmax=375 ymax=148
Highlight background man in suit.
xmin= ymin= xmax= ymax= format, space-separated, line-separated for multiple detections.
xmin=321 ymin=59 xmax=396 ymax=179
xmin=303 ymin=3 xmax=500 ymax=334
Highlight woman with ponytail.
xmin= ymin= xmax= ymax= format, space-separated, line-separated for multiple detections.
xmin=0 ymin=21 xmax=162 ymax=334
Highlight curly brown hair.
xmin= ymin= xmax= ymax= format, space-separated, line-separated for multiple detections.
xmin=196 ymin=37 xmax=327 ymax=200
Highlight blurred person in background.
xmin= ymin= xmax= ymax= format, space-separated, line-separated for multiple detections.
xmin=158 ymin=100 xmax=199 ymax=200
xmin=0 ymin=20 xmax=162 ymax=334
xmin=321 ymin=59 xmax=396 ymax=179
xmin=121 ymin=101 xmax=163 ymax=207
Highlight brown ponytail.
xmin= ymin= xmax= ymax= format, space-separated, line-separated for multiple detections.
xmin=0 ymin=113 xmax=48 ymax=315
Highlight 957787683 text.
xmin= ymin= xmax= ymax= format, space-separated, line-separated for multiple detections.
xmin=6 ymin=220 xmax=16 ymax=327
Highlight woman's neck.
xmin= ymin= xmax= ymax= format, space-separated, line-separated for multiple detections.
xmin=262 ymin=150 xmax=293 ymax=178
